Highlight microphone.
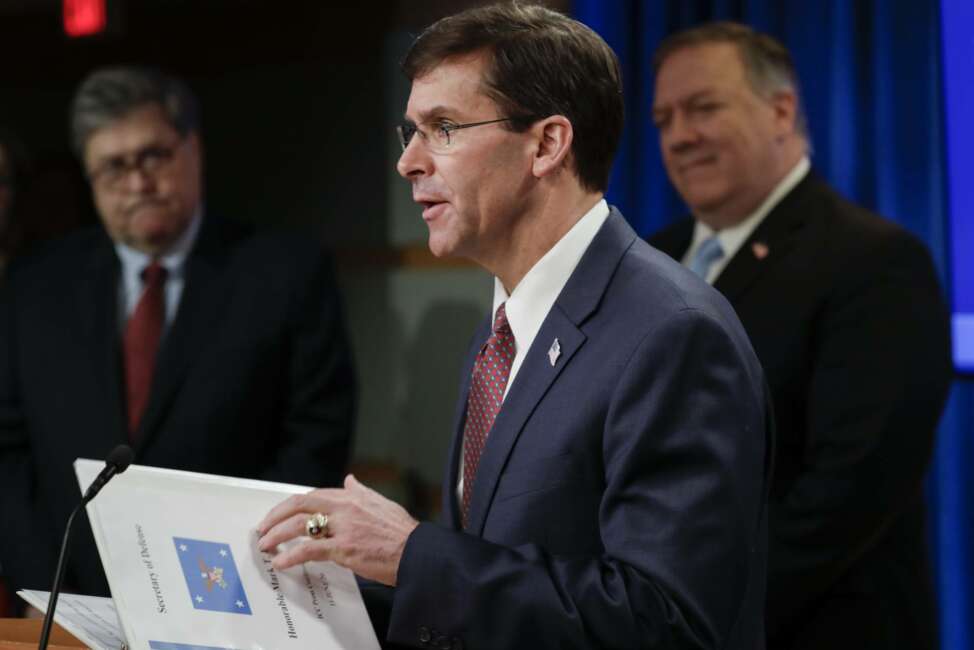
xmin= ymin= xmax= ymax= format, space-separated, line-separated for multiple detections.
xmin=82 ymin=444 xmax=134 ymax=504
xmin=39 ymin=445 xmax=133 ymax=650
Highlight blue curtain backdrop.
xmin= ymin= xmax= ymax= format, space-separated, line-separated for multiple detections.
xmin=570 ymin=1 xmax=973 ymax=648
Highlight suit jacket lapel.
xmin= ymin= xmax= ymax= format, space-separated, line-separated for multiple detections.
xmin=713 ymin=175 xmax=813 ymax=302
xmin=133 ymin=217 xmax=234 ymax=451
xmin=465 ymin=311 xmax=585 ymax=534
xmin=77 ymin=232 xmax=127 ymax=447
xmin=464 ymin=209 xmax=637 ymax=535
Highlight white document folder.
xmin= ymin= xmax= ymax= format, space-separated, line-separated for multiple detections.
xmin=74 ymin=459 xmax=381 ymax=650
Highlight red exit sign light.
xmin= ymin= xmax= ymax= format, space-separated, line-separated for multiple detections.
xmin=63 ymin=0 xmax=107 ymax=38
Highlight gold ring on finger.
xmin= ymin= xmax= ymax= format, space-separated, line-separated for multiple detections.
xmin=306 ymin=512 xmax=329 ymax=539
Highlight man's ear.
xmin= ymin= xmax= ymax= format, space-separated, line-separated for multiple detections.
xmin=532 ymin=115 xmax=573 ymax=179
xmin=770 ymin=90 xmax=798 ymax=140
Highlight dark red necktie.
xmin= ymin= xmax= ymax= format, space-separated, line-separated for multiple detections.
xmin=461 ymin=303 xmax=515 ymax=528
xmin=124 ymin=262 xmax=167 ymax=437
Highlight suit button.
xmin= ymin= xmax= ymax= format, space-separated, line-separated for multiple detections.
xmin=418 ymin=626 xmax=431 ymax=644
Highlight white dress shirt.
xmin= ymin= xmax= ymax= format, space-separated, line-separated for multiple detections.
xmin=492 ymin=198 xmax=610 ymax=398
xmin=457 ymin=198 xmax=610 ymax=499
xmin=681 ymin=157 xmax=810 ymax=284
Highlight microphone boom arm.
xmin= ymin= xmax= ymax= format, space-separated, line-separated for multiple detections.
xmin=38 ymin=445 xmax=133 ymax=650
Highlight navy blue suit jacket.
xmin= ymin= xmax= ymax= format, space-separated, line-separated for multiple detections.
xmin=367 ymin=209 xmax=771 ymax=650
xmin=0 ymin=216 xmax=356 ymax=597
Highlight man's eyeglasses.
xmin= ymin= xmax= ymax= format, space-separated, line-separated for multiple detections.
xmin=397 ymin=117 xmax=523 ymax=153
xmin=88 ymin=140 xmax=182 ymax=190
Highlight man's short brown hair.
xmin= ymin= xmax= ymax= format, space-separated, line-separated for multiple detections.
xmin=653 ymin=21 xmax=809 ymax=141
xmin=402 ymin=2 xmax=624 ymax=194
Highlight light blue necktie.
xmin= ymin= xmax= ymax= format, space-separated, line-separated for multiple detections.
xmin=688 ymin=235 xmax=725 ymax=279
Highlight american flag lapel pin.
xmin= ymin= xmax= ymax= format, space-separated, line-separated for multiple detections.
xmin=548 ymin=338 xmax=561 ymax=366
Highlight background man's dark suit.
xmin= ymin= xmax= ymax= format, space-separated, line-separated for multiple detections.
xmin=0 ymin=214 xmax=356 ymax=596
xmin=650 ymin=173 xmax=952 ymax=650
xmin=369 ymin=210 xmax=772 ymax=650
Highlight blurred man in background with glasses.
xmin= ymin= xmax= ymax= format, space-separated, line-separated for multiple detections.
xmin=0 ymin=66 xmax=357 ymax=608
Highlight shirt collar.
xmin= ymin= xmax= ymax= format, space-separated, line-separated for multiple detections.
xmin=688 ymin=156 xmax=810 ymax=260
xmin=114 ymin=207 xmax=203 ymax=280
xmin=491 ymin=199 xmax=610 ymax=354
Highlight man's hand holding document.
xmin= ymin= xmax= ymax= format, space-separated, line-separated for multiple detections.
xmin=75 ymin=460 xmax=380 ymax=650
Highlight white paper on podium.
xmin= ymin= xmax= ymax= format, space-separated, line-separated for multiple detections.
xmin=16 ymin=590 xmax=124 ymax=650
xmin=76 ymin=460 xmax=381 ymax=650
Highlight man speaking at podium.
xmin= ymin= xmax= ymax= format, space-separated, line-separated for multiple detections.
xmin=259 ymin=4 xmax=771 ymax=649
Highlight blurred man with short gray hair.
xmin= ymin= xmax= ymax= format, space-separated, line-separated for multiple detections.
xmin=0 ymin=66 xmax=357 ymax=602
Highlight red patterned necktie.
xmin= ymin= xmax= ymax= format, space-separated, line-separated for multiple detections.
xmin=461 ymin=302 xmax=515 ymax=528
xmin=123 ymin=261 xmax=167 ymax=438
